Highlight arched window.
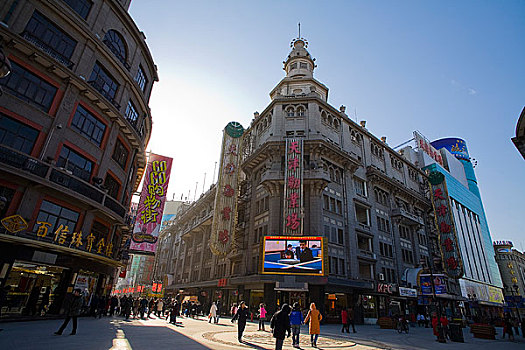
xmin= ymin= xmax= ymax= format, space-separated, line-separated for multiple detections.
xmin=103 ymin=29 xmax=128 ymax=68
xmin=328 ymin=114 xmax=333 ymax=125
xmin=286 ymin=107 xmax=295 ymax=117
xmin=333 ymin=119 xmax=340 ymax=129
xmin=329 ymin=167 xmax=335 ymax=181
xmin=335 ymin=169 xmax=341 ymax=183
xmin=297 ymin=106 xmax=305 ymax=117
xmin=321 ymin=110 xmax=327 ymax=122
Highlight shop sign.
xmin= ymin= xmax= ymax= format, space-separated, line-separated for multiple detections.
xmin=414 ymin=131 xmax=444 ymax=167
xmin=131 ymin=153 xmax=173 ymax=253
xmin=1 ymin=215 xmax=28 ymax=233
xmin=377 ymin=283 xmax=395 ymax=294
xmin=428 ymin=171 xmax=464 ymax=279
xmin=283 ymin=138 xmax=303 ymax=235
xmin=74 ymin=275 xmax=89 ymax=291
xmin=420 ymin=275 xmax=447 ymax=295
xmin=210 ymin=122 xmax=244 ymax=256
xmin=217 ymin=278 xmax=227 ymax=287
xmin=328 ymin=294 xmax=337 ymax=300
xmin=399 ymin=287 xmax=417 ymax=298
xmin=493 ymin=240 xmax=513 ymax=246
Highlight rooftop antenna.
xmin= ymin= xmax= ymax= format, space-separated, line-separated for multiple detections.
xmin=298 ymin=22 xmax=301 ymax=38
xmin=202 ymin=173 xmax=207 ymax=194
xmin=193 ymin=182 xmax=198 ymax=201
xmin=212 ymin=161 xmax=218 ymax=184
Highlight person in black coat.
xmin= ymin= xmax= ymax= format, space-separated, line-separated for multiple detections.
xmin=295 ymin=240 xmax=314 ymax=262
xmin=270 ymin=303 xmax=291 ymax=350
xmin=55 ymin=289 xmax=83 ymax=335
xmin=231 ymin=301 xmax=250 ymax=342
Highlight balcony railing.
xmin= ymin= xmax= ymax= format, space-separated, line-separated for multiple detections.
xmin=87 ymin=79 xmax=121 ymax=110
xmin=391 ymin=208 xmax=424 ymax=225
xmin=0 ymin=145 xmax=126 ymax=220
xmin=21 ymin=31 xmax=75 ymax=69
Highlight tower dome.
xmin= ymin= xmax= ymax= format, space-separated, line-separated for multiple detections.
xmin=284 ymin=36 xmax=316 ymax=78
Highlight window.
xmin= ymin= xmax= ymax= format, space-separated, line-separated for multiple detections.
xmin=290 ymin=63 xmax=297 ymax=70
xmin=0 ymin=62 xmax=57 ymax=112
xmin=62 ymin=0 xmax=92 ymax=19
xmin=135 ymin=65 xmax=148 ymax=92
xmin=359 ymin=262 xmax=373 ymax=279
xmin=399 ymin=225 xmax=411 ymax=240
xmin=336 ymin=200 xmax=342 ymax=215
xmin=323 ymin=195 xmax=329 ymax=210
xmin=418 ymin=232 xmax=428 ymax=246
xmin=296 ymin=106 xmax=305 ymax=117
xmin=390 ymin=156 xmax=403 ymax=171
xmin=382 ymin=267 xmax=396 ymax=283
xmin=23 ymin=11 xmax=77 ymax=68
xmin=286 ymin=107 xmax=295 ymax=117
xmin=90 ymin=220 xmax=110 ymax=242
xmin=112 ymin=139 xmax=129 ymax=169
xmin=408 ymin=168 xmax=418 ymax=182
xmin=374 ymin=187 xmax=389 ymax=206
xmin=57 ymin=146 xmax=93 ymax=181
xmin=88 ymin=62 xmax=119 ymax=103
xmin=371 ymin=143 xmax=384 ymax=158
xmin=330 ymin=198 xmax=336 ymax=212
xmin=71 ymin=104 xmax=106 ymax=146
xmin=2 ymin=0 xmax=19 ymax=24
xmin=357 ymin=235 xmax=371 ymax=252
xmin=299 ymin=62 xmax=308 ymax=69
xmin=0 ymin=113 xmax=39 ymax=154
xmin=354 ymin=178 xmax=367 ymax=197
xmin=34 ymin=200 xmax=79 ymax=234
xmin=379 ymin=242 xmax=393 ymax=258
xmin=355 ymin=203 xmax=370 ymax=226
xmin=402 ymin=249 xmax=414 ymax=264
xmin=337 ymin=228 xmax=344 ymax=245
xmin=349 ymin=128 xmax=361 ymax=144
xmin=103 ymin=30 xmax=128 ymax=68
xmin=377 ymin=216 xmax=391 ymax=233
xmin=125 ymin=100 xmax=139 ymax=125
xmin=104 ymin=173 xmax=120 ymax=199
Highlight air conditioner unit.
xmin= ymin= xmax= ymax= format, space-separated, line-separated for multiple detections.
xmin=378 ymin=273 xmax=385 ymax=281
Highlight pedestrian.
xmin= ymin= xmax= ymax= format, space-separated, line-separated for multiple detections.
xmin=304 ymin=302 xmax=323 ymax=348
xmin=122 ymin=296 xmax=132 ymax=320
xmin=341 ymin=307 xmax=349 ymax=333
xmin=215 ymin=300 xmax=221 ymax=323
xmin=512 ymin=317 xmax=519 ymax=336
xmin=348 ymin=306 xmax=356 ymax=333
xmin=140 ymin=297 xmax=148 ymax=319
xmin=97 ymin=294 xmax=106 ymax=318
xmin=170 ymin=298 xmax=180 ymax=324
xmin=54 ymin=288 xmax=83 ymax=335
xmin=417 ymin=313 xmax=424 ymax=327
xmin=110 ymin=295 xmax=118 ymax=316
xmin=209 ymin=302 xmax=217 ymax=323
xmin=231 ymin=301 xmax=249 ymax=342
xmin=503 ymin=314 xmax=514 ymax=340
xmin=270 ymin=303 xmax=291 ymax=350
xmin=231 ymin=303 xmax=238 ymax=320
xmin=157 ymin=299 xmax=164 ymax=317
xmin=133 ymin=297 xmax=140 ymax=319
xmin=259 ymin=303 xmax=267 ymax=331
xmin=289 ymin=302 xmax=304 ymax=348
xmin=148 ymin=298 xmax=154 ymax=318
xmin=440 ymin=315 xmax=449 ymax=339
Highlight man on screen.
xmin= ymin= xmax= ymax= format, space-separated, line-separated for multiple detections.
xmin=295 ymin=240 xmax=314 ymax=263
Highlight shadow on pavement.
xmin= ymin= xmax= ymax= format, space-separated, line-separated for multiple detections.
xmin=120 ymin=322 xmax=208 ymax=349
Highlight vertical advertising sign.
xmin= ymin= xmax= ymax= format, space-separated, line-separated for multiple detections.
xmin=428 ymin=171 xmax=464 ymax=279
xmin=210 ymin=122 xmax=244 ymax=256
xmin=414 ymin=131 xmax=444 ymax=167
xmin=130 ymin=153 xmax=173 ymax=253
xmin=283 ymin=138 xmax=303 ymax=236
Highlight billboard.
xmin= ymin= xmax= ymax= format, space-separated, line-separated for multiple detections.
xmin=130 ymin=153 xmax=173 ymax=253
xmin=261 ymin=236 xmax=326 ymax=276
xmin=420 ymin=274 xmax=447 ymax=295
xmin=431 ymin=138 xmax=470 ymax=161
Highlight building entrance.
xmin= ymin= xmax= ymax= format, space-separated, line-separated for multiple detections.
xmin=276 ymin=290 xmax=308 ymax=309
xmin=2 ymin=261 xmax=67 ymax=317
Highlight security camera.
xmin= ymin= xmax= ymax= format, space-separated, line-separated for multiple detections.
xmin=57 ymin=124 xmax=63 ymax=129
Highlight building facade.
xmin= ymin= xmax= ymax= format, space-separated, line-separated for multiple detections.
xmin=156 ymin=36 xmax=442 ymax=323
xmin=0 ymin=0 xmax=157 ymax=317
xmin=494 ymin=241 xmax=525 ymax=318
xmin=402 ymin=135 xmax=504 ymax=317
xmin=513 ymin=106 xmax=525 ymax=159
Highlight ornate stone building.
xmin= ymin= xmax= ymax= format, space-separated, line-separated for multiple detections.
xmin=156 ymin=36 xmax=437 ymax=323
xmin=0 ymin=0 xmax=157 ymax=316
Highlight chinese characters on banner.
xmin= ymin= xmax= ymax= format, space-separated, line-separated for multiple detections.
xmin=414 ymin=131 xmax=444 ymax=167
xmin=130 ymin=153 xmax=173 ymax=253
xmin=283 ymin=138 xmax=303 ymax=235
xmin=428 ymin=171 xmax=464 ymax=279
xmin=210 ymin=122 xmax=244 ymax=256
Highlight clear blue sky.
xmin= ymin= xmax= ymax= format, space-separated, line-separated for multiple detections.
xmin=129 ymin=0 xmax=525 ymax=249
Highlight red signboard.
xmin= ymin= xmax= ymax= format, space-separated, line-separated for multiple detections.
xmin=283 ymin=138 xmax=303 ymax=235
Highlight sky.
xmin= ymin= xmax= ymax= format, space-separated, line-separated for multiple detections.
xmin=128 ymin=1 xmax=525 ymax=249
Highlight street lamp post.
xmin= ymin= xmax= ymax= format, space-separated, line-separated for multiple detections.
xmin=421 ymin=256 xmax=446 ymax=343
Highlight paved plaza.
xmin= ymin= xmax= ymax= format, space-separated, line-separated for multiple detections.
xmin=0 ymin=315 xmax=524 ymax=350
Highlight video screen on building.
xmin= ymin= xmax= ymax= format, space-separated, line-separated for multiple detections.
xmin=261 ymin=236 xmax=326 ymax=276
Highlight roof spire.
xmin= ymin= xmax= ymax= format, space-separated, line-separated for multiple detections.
xmin=298 ymin=22 xmax=301 ymax=38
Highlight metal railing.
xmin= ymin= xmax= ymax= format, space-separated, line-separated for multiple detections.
xmin=21 ymin=31 xmax=75 ymax=69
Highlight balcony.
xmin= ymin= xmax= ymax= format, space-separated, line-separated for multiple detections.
xmin=87 ymin=79 xmax=121 ymax=110
xmin=21 ymin=31 xmax=74 ymax=69
xmin=0 ymin=145 xmax=126 ymax=221
xmin=391 ymin=208 xmax=424 ymax=226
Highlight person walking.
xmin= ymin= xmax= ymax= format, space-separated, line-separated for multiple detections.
xmin=341 ymin=307 xmax=349 ymax=333
xmin=110 ymin=295 xmax=118 ymax=316
xmin=258 ymin=303 xmax=267 ymax=331
xmin=231 ymin=301 xmax=250 ymax=343
xmin=215 ymin=300 xmax=221 ymax=323
xmin=157 ymin=299 xmax=164 ymax=318
xmin=140 ymin=297 xmax=148 ymax=319
xmin=231 ymin=303 xmax=238 ymax=320
xmin=270 ymin=303 xmax=291 ymax=350
xmin=304 ymin=302 xmax=323 ymax=348
xmin=289 ymin=302 xmax=304 ymax=348
xmin=97 ymin=295 xmax=106 ymax=318
xmin=348 ymin=306 xmax=356 ymax=333
xmin=55 ymin=289 xmax=83 ymax=335
xmin=209 ymin=302 xmax=217 ymax=323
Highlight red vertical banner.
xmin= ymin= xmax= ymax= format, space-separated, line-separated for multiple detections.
xmin=283 ymin=138 xmax=303 ymax=235
xmin=210 ymin=122 xmax=244 ymax=256
xmin=131 ymin=153 xmax=173 ymax=253
xmin=429 ymin=171 xmax=464 ymax=279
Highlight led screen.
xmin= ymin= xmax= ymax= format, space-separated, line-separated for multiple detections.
xmin=261 ymin=236 xmax=325 ymax=275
